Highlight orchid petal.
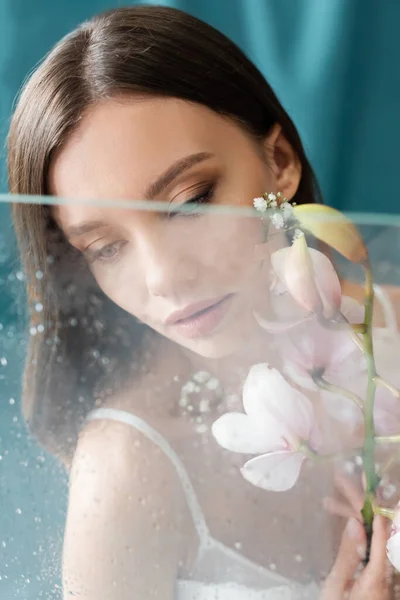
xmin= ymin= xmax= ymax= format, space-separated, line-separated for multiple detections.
xmin=243 ymin=364 xmax=314 ymax=443
xmin=307 ymin=248 xmax=342 ymax=318
xmin=271 ymin=242 xmax=342 ymax=318
xmin=211 ymin=412 xmax=283 ymax=454
xmin=272 ymin=239 xmax=322 ymax=315
xmin=241 ymin=451 xmax=305 ymax=492
xmin=387 ymin=531 xmax=400 ymax=571
xmin=283 ymin=361 xmax=317 ymax=391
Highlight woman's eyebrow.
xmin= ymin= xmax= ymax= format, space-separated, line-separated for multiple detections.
xmin=64 ymin=152 xmax=214 ymax=238
xmin=145 ymin=151 xmax=214 ymax=199
xmin=65 ymin=220 xmax=108 ymax=239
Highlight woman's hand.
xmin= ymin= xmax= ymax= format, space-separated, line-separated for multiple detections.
xmin=321 ymin=471 xmax=393 ymax=599
xmin=321 ymin=515 xmax=392 ymax=599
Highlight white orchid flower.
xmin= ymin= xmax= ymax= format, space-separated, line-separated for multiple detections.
xmin=212 ymin=364 xmax=318 ymax=492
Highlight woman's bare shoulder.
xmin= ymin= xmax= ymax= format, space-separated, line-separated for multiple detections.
xmin=64 ymin=412 xmax=191 ymax=597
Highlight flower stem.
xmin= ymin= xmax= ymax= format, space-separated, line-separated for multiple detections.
xmin=312 ymin=373 xmax=364 ymax=410
xmin=361 ymin=264 xmax=379 ymax=564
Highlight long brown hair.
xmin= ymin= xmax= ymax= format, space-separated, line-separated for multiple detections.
xmin=8 ymin=5 xmax=321 ymax=459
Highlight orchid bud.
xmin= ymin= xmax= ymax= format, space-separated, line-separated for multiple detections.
xmin=272 ymin=235 xmax=342 ymax=318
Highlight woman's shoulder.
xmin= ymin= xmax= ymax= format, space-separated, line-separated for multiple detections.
xmin=64 ymin=396 xmax=190 ymax=597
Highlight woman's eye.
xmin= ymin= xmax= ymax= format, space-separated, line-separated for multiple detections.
xmin=87 ymin=240 xmax=126 ymax=263
xmin=169 ymin=185 xmax=214 ymax=219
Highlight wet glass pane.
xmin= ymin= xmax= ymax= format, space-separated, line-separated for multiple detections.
xmin=1 ymin=194 xmax=400 ymax=598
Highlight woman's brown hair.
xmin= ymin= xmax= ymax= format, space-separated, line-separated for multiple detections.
xmin=8 ymin=5 xmax=321 ymax=459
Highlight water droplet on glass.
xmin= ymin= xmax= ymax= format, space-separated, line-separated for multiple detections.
xmin=9 ymin=398 xmax=15 ymax=405
xmin=343 ymin=460 xmax=355 ymax=475
xmin=206 ymin=377 xmax=220 ymax=391
xmin=199 ymin=399 xmax=210 ymax=413
xmin=16 ymin=508 xmax=22 ymax=515
xmin=16 ymin=271 xmax=25 ymax=281
xmin=0 ymin=357 xmax=7 ymax=366
xmin=29 ymin=327 xmax=37 ymax=336
xmin=195 ymin=424 xmax=208 ymax=435
xmin=37 ymin=324 xmax=44 ymax=333
xmin=35 ymin=270 xmax=43 ymax=280
xmin=193 ymin=371 xmax=211 ymax=384
xmin=295 ymin=554 xmax=303 ymax=563
xmin=182 ymin=381 xmax=196 ymax=394
xmin=269 ymin=563 xmax=277 ymax=571
xmin=35 ymin=302 xmax=43 ymax=312
xmin=382 ymin=483 xmax=397 ymax=500
xmin=234 ymin=541 xmax=242 ymax=550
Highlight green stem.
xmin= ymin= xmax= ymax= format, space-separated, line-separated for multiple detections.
xmin=312 ymin=373 xmax=364 ymax=411
xmin=361 ymin=264 xmax=379 ymax=562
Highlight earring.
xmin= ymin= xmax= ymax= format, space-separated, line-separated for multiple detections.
xmin=253 ymin=191 xmax=293 ymax=231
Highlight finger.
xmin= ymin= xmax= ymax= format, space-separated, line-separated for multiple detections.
xmin=363 ymin=516 xmax=392 ymax=583
xmin=323 ymin=496 xmax=359 ymax=520
xmin=323 ymin=517 xmax=366 ymax=595
xmin=334 ymin=471 xmax=364 ymax=513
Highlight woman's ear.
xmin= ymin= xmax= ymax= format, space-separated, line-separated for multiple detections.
xmin=263 ymin=124 xmax=302 ymax=201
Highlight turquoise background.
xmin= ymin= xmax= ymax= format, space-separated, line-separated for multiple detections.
xmin=0 ymin=1 xmax=399 ymax=597
xmin=1 ymin=0 xmax=400 ymax=212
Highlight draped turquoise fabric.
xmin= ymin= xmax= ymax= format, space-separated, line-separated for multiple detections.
xmin=1 ymin=0 xmax=399 ymax=212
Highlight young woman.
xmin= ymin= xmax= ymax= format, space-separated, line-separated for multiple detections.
xmin=8 ymin=6 xmax=392 ymax=599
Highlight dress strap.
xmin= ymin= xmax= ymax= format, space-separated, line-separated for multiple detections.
xmin=373 ymin=284 xmax=398 ymax=333
xmin=86 ymin=407 xmax=210 ymax=543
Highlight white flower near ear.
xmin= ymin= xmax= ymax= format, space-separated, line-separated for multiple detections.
xmin=212 ymin=364 xmax=318 ymax=492
xmin=387 ymin=504 xmax=400 ymax=571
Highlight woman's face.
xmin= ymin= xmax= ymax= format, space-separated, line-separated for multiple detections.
xmin=52 ymin=97 xmax=301 ymax=358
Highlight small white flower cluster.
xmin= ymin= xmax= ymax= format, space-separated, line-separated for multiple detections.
xmin=253 ymin=192 xmax=304 ymax=242
xmin=253 ymin=192 xmax=295 ymax=230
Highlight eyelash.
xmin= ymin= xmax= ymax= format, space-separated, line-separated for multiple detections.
xmin=168 ymin=184 xmax=215 ymax=219
xmin=86 ymin=185 xmax=215 ymax=263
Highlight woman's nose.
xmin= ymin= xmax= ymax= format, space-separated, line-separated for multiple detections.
xmin=138 ymin=230 xmax=199 ymax=299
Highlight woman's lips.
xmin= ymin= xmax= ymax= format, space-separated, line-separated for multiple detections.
xmin=166 ymin=294 xmax=234 ymax=339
